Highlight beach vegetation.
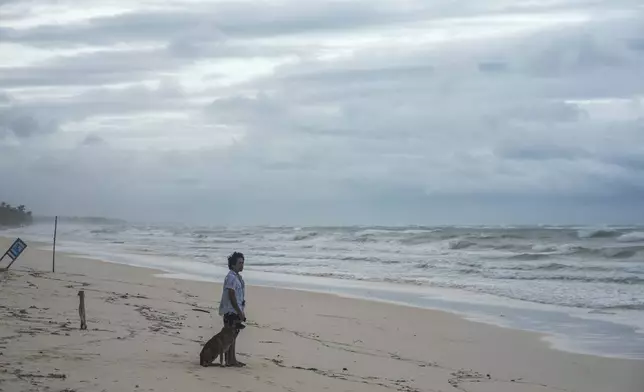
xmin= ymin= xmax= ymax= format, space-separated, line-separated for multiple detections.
xmin=0 ymin=202 xmax=33 ymax=227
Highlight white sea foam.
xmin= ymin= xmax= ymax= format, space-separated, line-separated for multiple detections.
xmin=617 ymin=231 xmax=644 ymax=243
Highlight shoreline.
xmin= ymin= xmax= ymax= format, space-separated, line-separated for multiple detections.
xmin=1 ymin=237 xmax=643 ymax=392
xmin=8 ymin=235 xmax=644 ymax=360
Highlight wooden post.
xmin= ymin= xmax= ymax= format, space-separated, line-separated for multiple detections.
xmin=78 ymin=290 xmax=87 ymax=330
xmin=52 ymin=216 xmax=58 ymax=273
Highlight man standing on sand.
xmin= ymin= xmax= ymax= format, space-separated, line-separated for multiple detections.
xmin=218 ymin=251 xmax=246 ymax=367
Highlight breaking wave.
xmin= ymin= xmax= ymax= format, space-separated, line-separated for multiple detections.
xmin=617 ymin=232 xmax=644 ymax=243
xmin=577 ymin=228 xmax=621 ymax=239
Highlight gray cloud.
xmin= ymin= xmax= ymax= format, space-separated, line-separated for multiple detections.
xmin=0 ymin=0 xmax=642 ymax=224
xmin=201 ymin=11 xmax=644 ymax=200
xmin=0 ymin=48 xmax=190 ymax=88
xmin=0 ymin=0 xmax=516 ymax=47
xmin=81 ymin=134 xmax=106 ymax=146
xmin=0 ymin=99 xmax=59 ymax=140
xmin=13 ymin=81 xmax=190 ymax=124
xmin=496 ymin=144 xmax=593 ymax=161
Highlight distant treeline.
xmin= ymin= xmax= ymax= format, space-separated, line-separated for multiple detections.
xmin=0 ymin=202 xmax=33 ymax=227
xmin=34 ymin=215 xmax=127 ymax=225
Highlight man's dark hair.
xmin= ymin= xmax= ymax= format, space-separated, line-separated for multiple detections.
xmin=228 ymin=251 xmax=244 ymax=270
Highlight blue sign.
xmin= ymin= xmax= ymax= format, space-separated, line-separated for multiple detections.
xmin=8 ymin=238 xmax=27 ymax=261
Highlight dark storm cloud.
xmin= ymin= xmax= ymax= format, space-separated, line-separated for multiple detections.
xmin=0 ymin=0 xmax=642 ymax=224
xmin=0 ymin=100 xmax=59 ymax=140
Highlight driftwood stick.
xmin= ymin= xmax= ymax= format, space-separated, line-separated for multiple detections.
xmin=78 ymin=290 xmax=87 ymax=330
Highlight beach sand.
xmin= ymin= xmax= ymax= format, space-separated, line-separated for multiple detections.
xmin=0 ymin=237 xmax=642 ymax=392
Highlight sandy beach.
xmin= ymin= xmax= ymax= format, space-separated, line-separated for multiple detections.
xmin=0 ymin=237 xmax=642 ymax=392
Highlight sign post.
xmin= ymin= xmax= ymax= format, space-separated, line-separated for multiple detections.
xmin=0 ymin=238 xmax=28 ymax=270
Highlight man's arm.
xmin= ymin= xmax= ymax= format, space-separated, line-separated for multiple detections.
xmin=227 ymin=288 xmax=245 ymax=320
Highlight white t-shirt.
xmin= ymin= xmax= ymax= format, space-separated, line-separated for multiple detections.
xmin=218 ymin=270 xmax=245 ymax=316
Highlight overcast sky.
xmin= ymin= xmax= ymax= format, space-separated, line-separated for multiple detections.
xmin=1 ymin=0 xmax=643 ymax=225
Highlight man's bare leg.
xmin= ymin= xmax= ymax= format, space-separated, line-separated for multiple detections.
xmin=226 ymin=336 xmax=245 ymax=367
xmin=225 ymin=338 xmax=235 ymax=365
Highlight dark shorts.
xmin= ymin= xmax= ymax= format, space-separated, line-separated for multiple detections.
xmin=223 ymin=312 xmax=240 ymax=326
xmin=223 ymin=313 xmax=246 ymax=329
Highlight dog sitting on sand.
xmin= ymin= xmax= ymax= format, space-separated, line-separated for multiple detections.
xmin=199 ymin=324 xmax=243 ymax=367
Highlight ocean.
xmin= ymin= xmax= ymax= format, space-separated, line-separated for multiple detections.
xmin=3 ymin=221 xmax=644 ymax=359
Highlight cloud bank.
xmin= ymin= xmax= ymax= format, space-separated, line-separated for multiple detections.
xmin=1 ymin=0 xmax=643 ymax=225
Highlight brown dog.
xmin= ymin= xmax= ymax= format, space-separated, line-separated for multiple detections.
xmin=199 ymin=325 xmax=238 ymax=367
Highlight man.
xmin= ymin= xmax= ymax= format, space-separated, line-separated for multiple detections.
xmin=218 ymin=251 xmax=246 ymax=367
